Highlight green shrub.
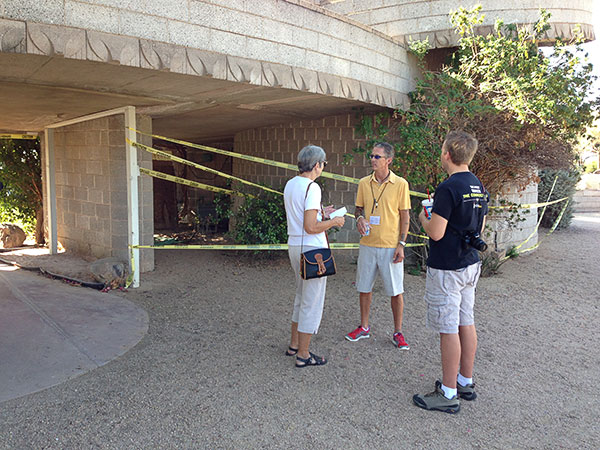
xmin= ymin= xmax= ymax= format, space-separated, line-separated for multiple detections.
xmin=538 ymin=169 xmax=581 ymax=229
xmin=224 ymin=189 xmax=287 ymax=255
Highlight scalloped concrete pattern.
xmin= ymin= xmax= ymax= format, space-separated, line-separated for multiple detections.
xmin=0 ymin=263 xmax=148 ymax=403
xmin=0 ymin=1 xmax=415 ymax=140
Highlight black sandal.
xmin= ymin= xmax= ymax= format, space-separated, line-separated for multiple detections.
xmin=295 ymin=352 xmax=327 ymax=368
xmin=285 ymin=346 xmax=298 ymax=356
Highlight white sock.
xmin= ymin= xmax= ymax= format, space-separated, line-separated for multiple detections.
xmin=441 ymin=384 xmax=457 ymax=399
xmin=457 ymin=373 xmax=473 ymax=387
xmin=362 ymin=325 xmax=369 ymax=331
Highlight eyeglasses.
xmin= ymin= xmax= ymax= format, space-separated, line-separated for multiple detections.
xmin=369 ymin=154 xmax=384 ymax=160
xmin=321 ymin=160 xmax=328 ymax=167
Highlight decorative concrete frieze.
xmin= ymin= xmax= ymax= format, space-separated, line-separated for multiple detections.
xmin=0 ymin=18 xmax=25 ymax=53
xmin=27 ymin=22 xmax=86 ymax=59
xmin=2 ymin=17 xmax=407 ymax=109
xmin=251 ymin=62 xmax=289 ymax=88
xmin=291 ymin=67 xmax=317 ymax=91
xmin=185 ymin=48 xmax=221 ymax=77
xmin=140 ymin=40 xmax=186 ymax=72
xmin=339 ymin=78 xmax=361 ymax=101
xmin=87 ymin=30 xmax=140 ymax=67
xmin=404 ymin=22 xmax=595 ymax=49
xmin=218 ymin=55 xmax=256 ymax=84
xmin=317 ymin=73 xmax=333 ymax=96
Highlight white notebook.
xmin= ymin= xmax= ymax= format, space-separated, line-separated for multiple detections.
xmin=329 ymin=206 xmax=347 ymax=219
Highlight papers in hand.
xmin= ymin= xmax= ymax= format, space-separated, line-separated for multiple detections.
xmin=329 ymin=206 xmax=347 ymax=219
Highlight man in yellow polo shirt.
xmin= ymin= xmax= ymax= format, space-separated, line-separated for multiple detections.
xmin=345 ymin=142 xmax=411 ymax=349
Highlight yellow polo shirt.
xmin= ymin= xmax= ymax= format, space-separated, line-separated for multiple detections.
xmin=356 ymin=171 xmax=411 ymax=248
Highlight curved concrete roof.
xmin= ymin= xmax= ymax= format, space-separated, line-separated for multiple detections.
xmin=0 ymin=0 xmax=415 ymax=137
xmin=1 ymin=1 xmax=596 ymax=140
xmin=321 ymin=0 xmax=596 ymax=48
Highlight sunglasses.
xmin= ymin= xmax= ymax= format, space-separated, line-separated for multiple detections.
xmin=320 ymin=160 xmax=328 ymax=167
xmin=369 ymin=154 xmax=385 ymax=160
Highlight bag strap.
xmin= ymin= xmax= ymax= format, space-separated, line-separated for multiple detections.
xmin=301 ymin=181 xmax=330 ymax=254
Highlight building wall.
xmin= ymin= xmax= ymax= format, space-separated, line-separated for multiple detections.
xmin=234 ymin=112 xmax=379 ymax=244
xmin=486 ymin=180 xmax=539 ymax=253
xmin=234 ymin=113 xmax=539 ymax=253
xmin=52 ymin=114 xmax=154 ymax=271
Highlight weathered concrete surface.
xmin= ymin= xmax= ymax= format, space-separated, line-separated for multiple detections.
xmin=322 ymin=0 xmax=596 ymax=47
xmin=0 ymin=262 xmax=148 ymax=403
xmin=0 ymin=1 xmax=416 ymax=141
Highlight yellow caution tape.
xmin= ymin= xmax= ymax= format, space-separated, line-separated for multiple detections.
xmin=500 ymin=175 xmax=561 ymax=260
xmin=139 ymin=167 xmax=248 ymax=197
xmin=502 ymin=200 xmax=569 ymax=258
xmin=129 ymin=128 xmax=426 ymax=198
xmin=0 ymin=134 xmax=37 ymax=140
xmin=129 ymin=139 xmax=282 ymax=196
xmin=132 ymin=242 xmax=426 ymax=250
xmin=128 ymin=129 xmax=572 ymax=208
xmin=489 ymin=196 xmax=568 ymax=210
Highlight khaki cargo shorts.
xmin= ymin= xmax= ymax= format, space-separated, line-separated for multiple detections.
xmin=424 ymin=262 xmax=481 ymax=334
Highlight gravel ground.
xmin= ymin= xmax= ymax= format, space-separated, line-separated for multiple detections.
xmin=0 ymin=213 xmax=598 ymax=449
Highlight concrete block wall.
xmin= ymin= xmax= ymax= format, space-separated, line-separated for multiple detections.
xmin=485 ymin=180 xmax=539 ymax=253
xmin=233 ymin=112 xmax=400 ymax=244
xmin=53 ymin=114 xmax=154 ymax=272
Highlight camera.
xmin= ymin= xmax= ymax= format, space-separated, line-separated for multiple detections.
xmin=463 ymin=231 xmax=488 ymax=252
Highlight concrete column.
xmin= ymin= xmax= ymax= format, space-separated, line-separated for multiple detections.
xmin=51 ymin=112 xmax=154 ymax=274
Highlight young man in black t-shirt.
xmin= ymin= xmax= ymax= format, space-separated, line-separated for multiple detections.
xmin=413 ymin=131 xmax=488 ymax=414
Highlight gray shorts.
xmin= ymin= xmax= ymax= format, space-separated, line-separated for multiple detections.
xmin=356 ymin=245 xmax=404 ymax=297
xmin=424 ymin=262 xmax=481 ymax=334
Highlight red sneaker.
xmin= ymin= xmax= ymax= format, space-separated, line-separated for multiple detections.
xmin=393 ymin=332 xmax=409 ymax=350
xmin=345 ymin=325 xmax=370 ymax=342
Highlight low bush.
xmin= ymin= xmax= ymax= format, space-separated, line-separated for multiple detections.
xmin=218 ymin=188 xmax=287 ymax=256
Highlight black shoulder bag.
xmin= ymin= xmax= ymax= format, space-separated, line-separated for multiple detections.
xmin=299 ymin=182 xmax=336 ymax=280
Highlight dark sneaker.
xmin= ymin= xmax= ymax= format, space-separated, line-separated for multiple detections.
xmin=457 ymin=382 xmax=477 ymax=401
xmin=345 ymin=325 xmax=370 ymax=342
xmin=392 ymin=332 xmax=409 ymax=350
xmin=413 ymin=381 xmax=460 ymax=414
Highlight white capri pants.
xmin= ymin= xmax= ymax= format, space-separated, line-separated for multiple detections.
xmin=288 ymin=245 xmax=328 ymax=334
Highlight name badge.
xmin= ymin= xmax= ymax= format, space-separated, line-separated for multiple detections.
xmin=370 ymin=216 xmax=381 ymax=226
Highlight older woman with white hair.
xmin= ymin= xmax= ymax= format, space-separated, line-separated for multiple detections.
xmin=283 ymin=145 xmax=345 ymax=367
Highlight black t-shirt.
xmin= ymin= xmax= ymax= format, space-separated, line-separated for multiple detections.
xmin=427 ymin=171 xmax=488 ymax=270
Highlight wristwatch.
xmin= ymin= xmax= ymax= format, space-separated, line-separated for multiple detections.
xmin=398 ymin=241 xmax=406 ymax=247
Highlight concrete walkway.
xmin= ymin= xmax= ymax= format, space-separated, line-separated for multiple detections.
xmin=0 ymin=262 xmax=148 ymax=403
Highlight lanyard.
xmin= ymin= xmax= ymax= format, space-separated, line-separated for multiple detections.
xmin=370 ymin=172 xmax=390 ymax=214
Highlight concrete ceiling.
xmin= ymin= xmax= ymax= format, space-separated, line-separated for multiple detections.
xmin=0 ymin=53 xmax=383 ymax=143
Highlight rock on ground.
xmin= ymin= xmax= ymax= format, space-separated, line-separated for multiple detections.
xmin=0 ymin=223 xmax=26 ymax=248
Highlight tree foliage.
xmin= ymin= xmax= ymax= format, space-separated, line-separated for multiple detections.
xmin=0 ymin=139 xmax=43 ymax=239
xmin=353 ymin=6 xmax=599 ymax=195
